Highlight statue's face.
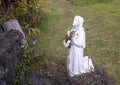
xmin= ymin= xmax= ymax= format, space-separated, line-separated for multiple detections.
xmin=73 ymin=16 xmax=84 ymax=30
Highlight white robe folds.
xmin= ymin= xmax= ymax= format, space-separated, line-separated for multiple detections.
xmin=67 ymin=29 xmax=94 ymax=76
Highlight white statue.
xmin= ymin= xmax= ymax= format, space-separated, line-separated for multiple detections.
xmin=63 ymin=16 xmax=94 ymax=76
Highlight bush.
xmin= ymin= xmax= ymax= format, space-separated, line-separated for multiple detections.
xmin=15 ymin=0 xmax=51 ymax=27
xmin=0 ymin=0 xmax=51 ymax=39
xmin=0 ymin=0 xmax=50 ymax=25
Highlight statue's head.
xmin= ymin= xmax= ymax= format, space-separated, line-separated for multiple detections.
xmin=72 ymin=16 xmax=84 ymax=30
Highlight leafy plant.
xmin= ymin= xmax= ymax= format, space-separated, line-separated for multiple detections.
xmin=0 ymin=0 xmax=50 ymax=39
xmin=12 ymin=40 xmax=49 ymax=85
xmin=16 ymin=0 xmax=51 ymax=27
xmin=22 ymin=24 xmax=40 ymax=40
xmin=17 ymin=0 xmax=50 ymax=39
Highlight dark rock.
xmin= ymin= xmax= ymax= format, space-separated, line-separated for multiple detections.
xmin=0 ymin=30 xmax=23 ymax=84
xmin=20 ymin=62 xmax=115 ymax=85
xmin=0 ymin=66 xmax=4 ymax=79
xmin=21 ymin=67 xmax=51 ymax=85
xmin=50 ymin=63 xmax=115 ymax=85
xmin=53 ymin=71 xmax=70 ymax=85
xmin=0 ymin=80 xmax=7 ymax=85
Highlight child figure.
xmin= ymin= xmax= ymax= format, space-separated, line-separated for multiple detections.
xmin=63 ymin=16 xmax=94 ymax=76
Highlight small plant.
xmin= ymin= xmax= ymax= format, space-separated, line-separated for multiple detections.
xmin=15 ymin=0 xmax=51 ymax=27
xmin=22 ymin=24 xmax=40 ymax=40
xmin=0 ymin=0 xmax=51 ymax=39
xmin=12 ymin=45 xmax=44 ymax=85
xmin=12 ymin=46 xmax=30 ymax=85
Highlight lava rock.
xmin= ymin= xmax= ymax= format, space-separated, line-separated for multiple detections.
xmin=21 ymin=67 xmax=51 ymax=85
xmin=0 ymin=30 xmax=23 ymax=84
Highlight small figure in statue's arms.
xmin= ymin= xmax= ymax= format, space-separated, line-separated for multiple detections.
xmin=63 ymin=29 xmax=75 ymax=49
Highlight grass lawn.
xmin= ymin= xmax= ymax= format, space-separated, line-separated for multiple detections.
xmin=36 ymin=0 xmax=120 ymax=84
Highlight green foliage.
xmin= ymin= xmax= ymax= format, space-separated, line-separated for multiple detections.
xmin=12 ymin=44 xmax=46 ymax=85
xmin=0 ymin=14 xmax=10 ymax=25
xmin=0 ymin=0 xmax=51 ymax=39
xmin=0 ymin=0 xmax=24 ymax=25
xmin=12 ymin=46 xmax=30 ymax=85
xmin=0 ymin=0 xmax=22 ymax=14
xmin=16 ymin=0 xmax=51 ymax=27
xmin=16 ymin=0 xmax=50 ymax=38
xmin=22 ymin=24 xmax=40 ymax=39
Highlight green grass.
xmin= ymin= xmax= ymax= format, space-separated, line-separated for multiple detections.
xmin=68 ymin=0 xmax=113 ymax=5
xmin=36 ymin=0 xmax=120 ymax=84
